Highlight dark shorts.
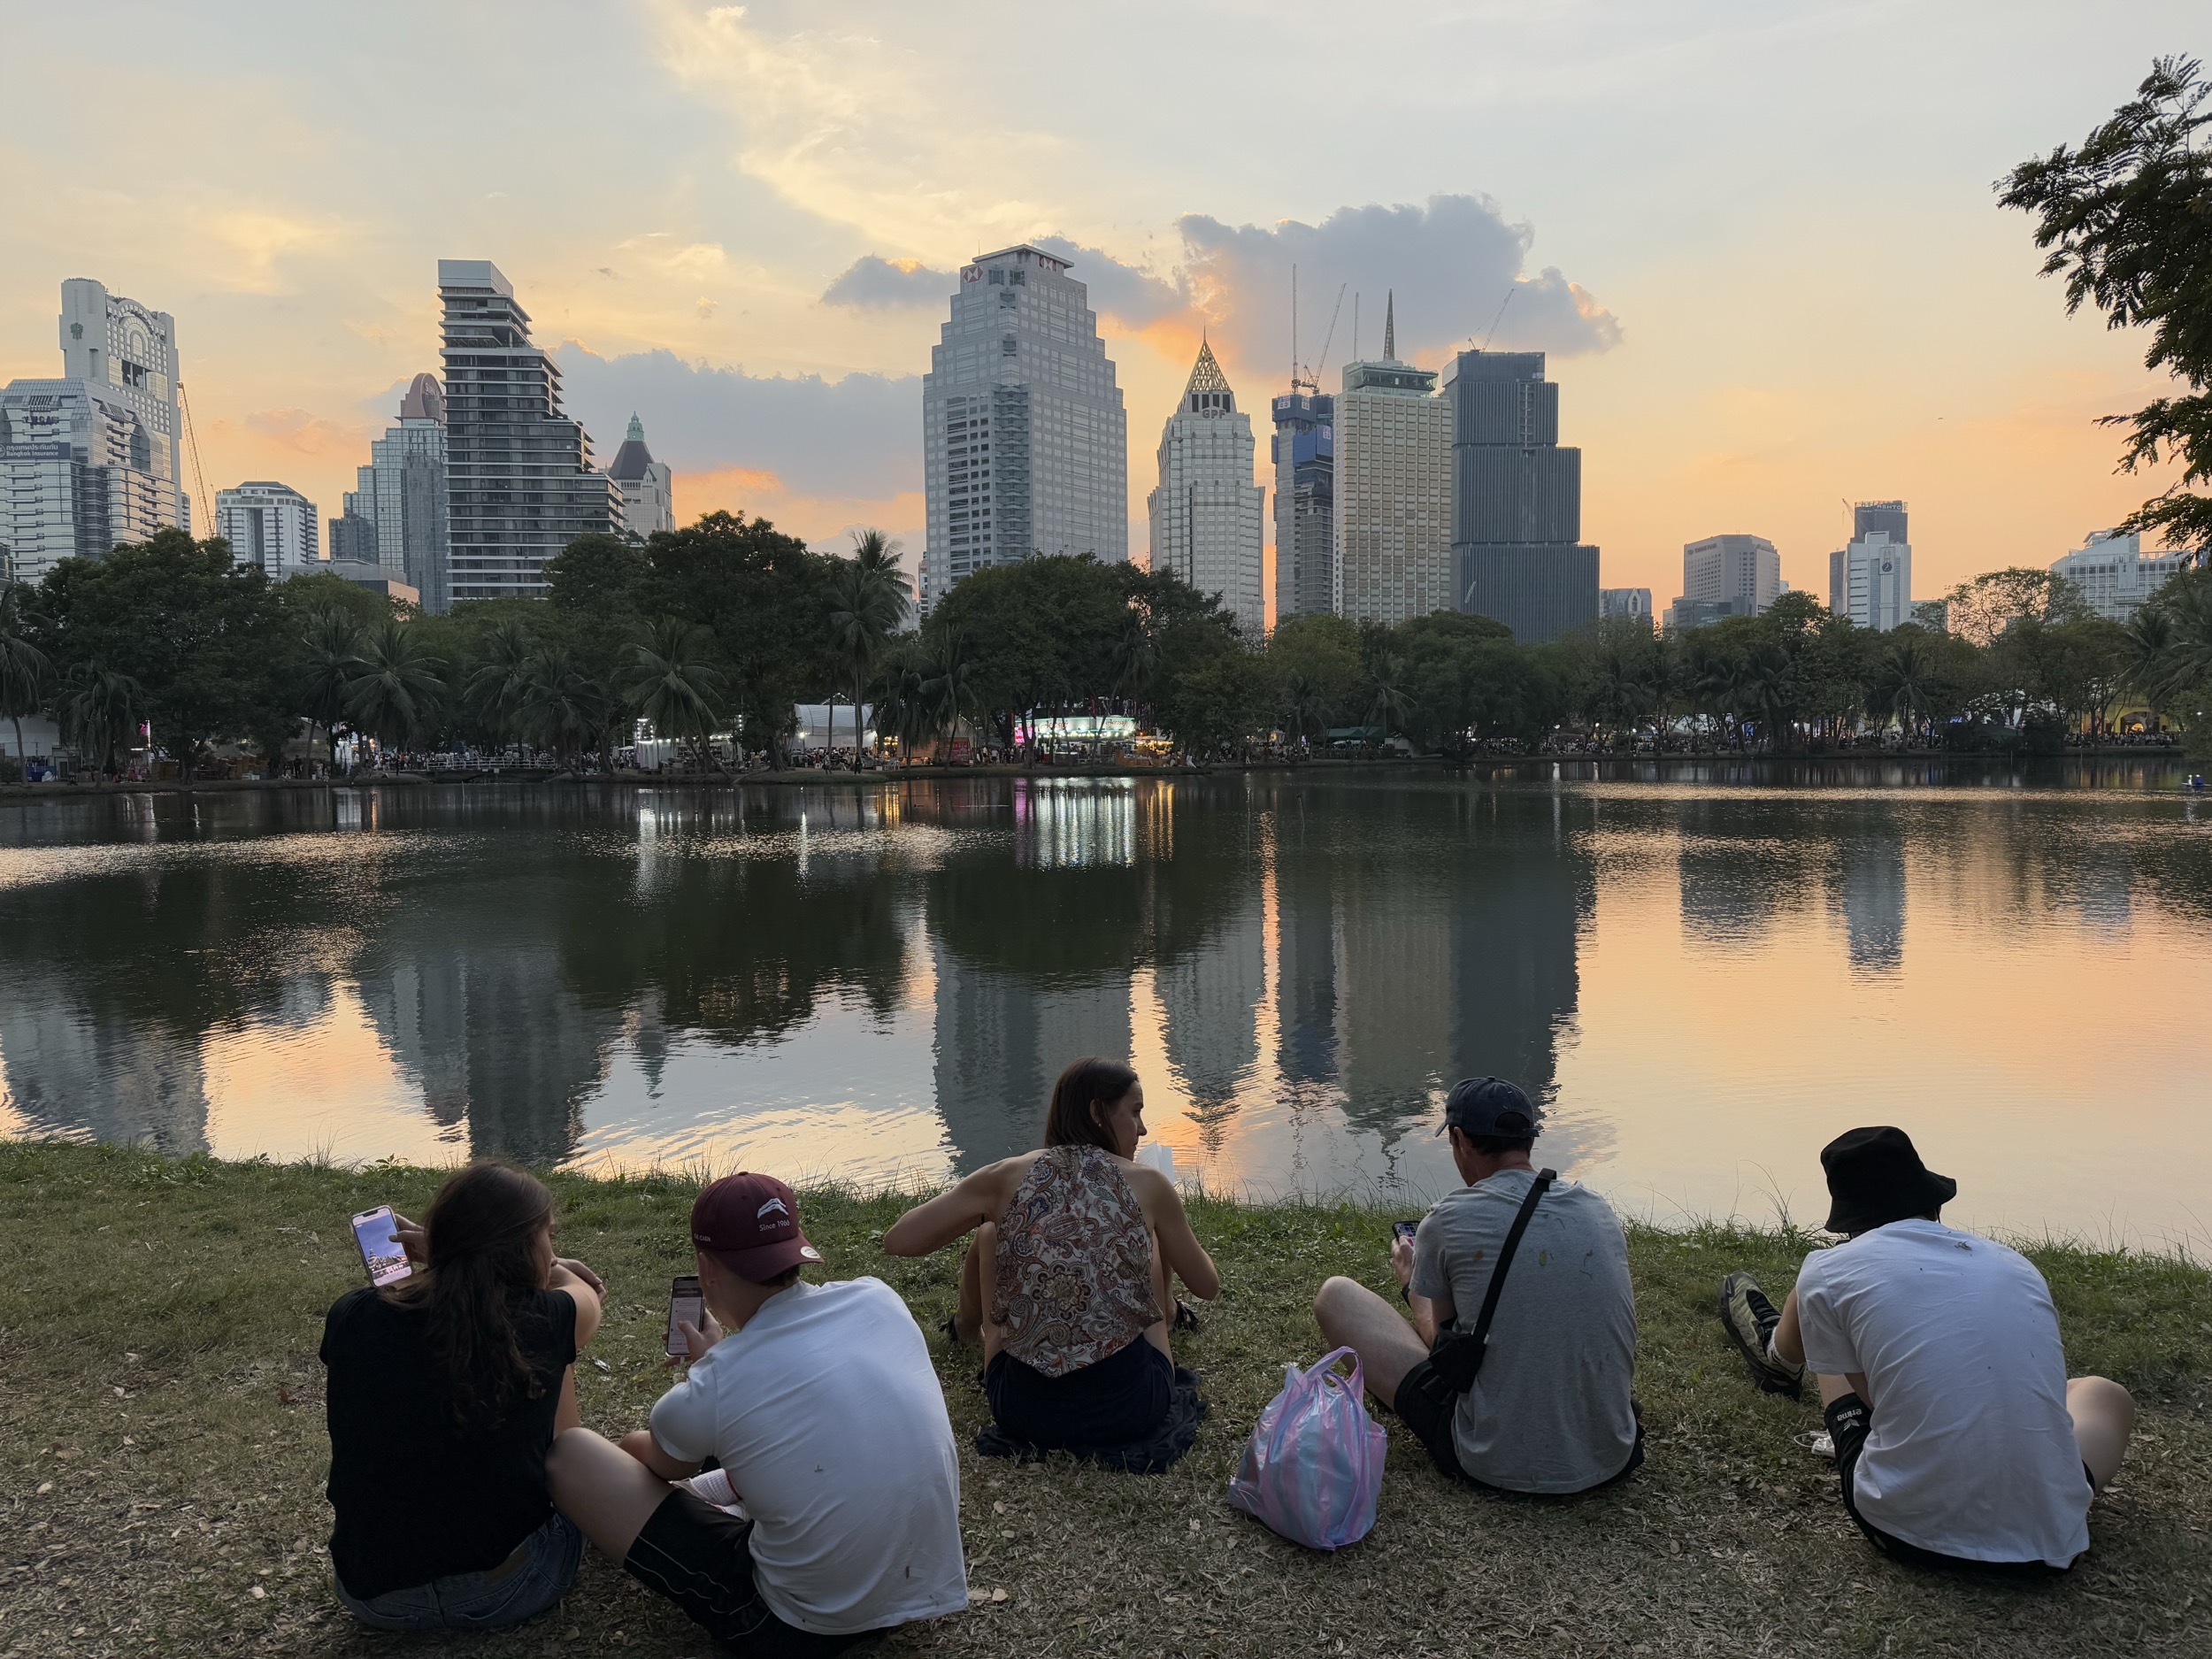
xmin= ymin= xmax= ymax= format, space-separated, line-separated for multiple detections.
xmin=1826 ymin=1394 xmax=2079 ymax=1576
xmin=625 ymin=1488 xmax=889 ymax=1655
xmin=986 ymin=1333 xmax=1171 ymax=1449
xmin=1394 ymin=1358 xmax=1645 ymax=1495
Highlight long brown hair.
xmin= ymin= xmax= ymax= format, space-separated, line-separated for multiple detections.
xmin=1043 ymin=1057 xmax=1139 ymax=1153
xmin=386 ymin=1162 xmax=556 ymax=1425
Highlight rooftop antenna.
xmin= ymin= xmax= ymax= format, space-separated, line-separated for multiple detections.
xmin=1353 ymin=293 xmax=1360 ymax=365
xmin=1383 ymin=290 xmax=1395 ymax=360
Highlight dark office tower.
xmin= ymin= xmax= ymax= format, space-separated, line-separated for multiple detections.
xmin=1854 ymin=500 xmax=1908 ymax=545
xmin=1448 ymin=349 xmax=1599 ymax=642
xmin=437 ymin=260 xmax=618 ymax=604
xmin=1271 ymin=390 xmax=1334 ymax=620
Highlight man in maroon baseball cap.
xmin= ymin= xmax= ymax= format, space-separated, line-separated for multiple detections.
xmin=689 ymin=1173 xmax=824 ymax=1283
xmin=547 ymin=1169 xmax=966 ymax=1650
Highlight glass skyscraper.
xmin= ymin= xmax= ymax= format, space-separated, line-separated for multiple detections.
xmin=1448 ymin=349 xmax=1599 ymax=642
xmin=437 ymin=260 xmax=616 ymax=604
xmin=1271 ymin=389 xmax=1333 ymax=622
xmin=920 ymin=245 xmax=1126 ymax=613
xmin=337 ymin=373 xmax=452 ymax=611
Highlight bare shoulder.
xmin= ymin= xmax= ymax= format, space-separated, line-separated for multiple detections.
xmin=1118 ymin=1159 xmax=1180 ymax=1214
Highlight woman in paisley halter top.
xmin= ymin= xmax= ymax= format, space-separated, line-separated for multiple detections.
xmin=884 ymin=1058 xmax=1218 ymax=1452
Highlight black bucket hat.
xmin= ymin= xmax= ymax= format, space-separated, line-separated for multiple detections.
xmin=1820 ymin=1126 xmax=1957 ymax=1233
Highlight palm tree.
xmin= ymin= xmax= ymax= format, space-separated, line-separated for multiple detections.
xmin=55 ymin=661 xmax=145 ymax=776
xmin=344 ymin=620 xmax=447 ymax=759
xmin=1280 ymin=671 xmax=1328 ymax=747
xmin=1740 ymin=644 xmax=1795 ymax=753
xmin=518 ymin=647 xmax=615 ymax=767
xmin=920 ymin=630 xmax=980 ymax=751
xmin=1360 ymin=652 xmax=1412 ymax=749
xmin=870 ymin=648 xmax=931 ymax=765
xmin=0 ymin=589 xmax=51 ymax=772
xmin=296 ymin=607 xmax=364 ymax=774
xmin=1112 ymin=612 xmax=1157 ymax=714
xmin=1868 ymin=635 xmax=1935 ymax=744
xmin=826 ymin=529 xmax=912 ymax=757
xmin=465 ymin=618 xmax=538 ymax=756
xmin=624 ymin=616 xmax=726 ymax=770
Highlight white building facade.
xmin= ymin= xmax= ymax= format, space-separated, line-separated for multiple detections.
xmin=217 ymin=481 xmax=319 ymax=578
xmin=2049 ymin=531 xmax=2188 ymax=622
xmin=921 ymin=245 xmax=1127 ymax=612
xmin=1332 ymin=313 xmax=1451 ymax=624
xmin=608 ymin=413 xmax=675 ymax=540
xmin=1147 ymin=342 xmax=1263 ymax=633
xmin=1681 ymin=534 xmax=1779 ymax=613
xmin=0 ymin=279 xmax=188 ymax=584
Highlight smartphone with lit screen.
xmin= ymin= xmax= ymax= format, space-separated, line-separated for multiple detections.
xmin=1392 ymin=1220 xmax=1419 ymax=1247
xmin=665 ymin=1275 xmax=704 ymax=1359
xmin=352 ymin=1205 xmax=413 ymax=1287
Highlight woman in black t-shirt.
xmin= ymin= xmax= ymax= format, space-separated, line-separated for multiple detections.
xmin=320 ymin=1162 xmax=603 ymax=1631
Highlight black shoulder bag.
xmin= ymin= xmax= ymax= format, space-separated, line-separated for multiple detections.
xmin=1410 ymin=1169 xmax=1555 ymax=1412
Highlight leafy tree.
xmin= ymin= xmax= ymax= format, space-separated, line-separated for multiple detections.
xmin=29 ymin=529 xmax=287 ymax=779
xmin=1264 ymin=612 xmax=1362 ymax=736
xmin=624 ymin=617 xmax=726 ymax=770
xmin=518 ymin=645 xmax=618 ymax=767
xmin=826 ymin=529 xmax=911 ymax=755
xmin=54 ymin=662 xmax=145 ymax=774
xmin=1941 ymin=568 xmax=2092 ymax=647
xmin=296 ymin=607 xmax=365 ymax=772
xmin=2001 ymin=57 xmax=2212 ymax=558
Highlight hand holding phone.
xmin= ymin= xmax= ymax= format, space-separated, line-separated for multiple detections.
xmin=352 ymin=1206 xmax=413 ymax=1287
xmin=1392 ymin=1220 xmax=1419 ymax=1246
xmin=665 ymin=1275 xmax=705 ymax=1361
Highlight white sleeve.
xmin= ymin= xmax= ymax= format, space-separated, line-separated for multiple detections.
xmin=1793 ymin=1256 xmax=1860 ymax=1379
xmin=648 ymin=1366 xmax=717 ymax=1464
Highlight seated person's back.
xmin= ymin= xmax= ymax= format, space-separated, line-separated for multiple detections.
xmin=1794 ymin=1217 xmax=2086 ymax=1564
xmin=647 ymin=1271 xmax=965 ymax=1633
xmin=995 ymin=1141 xmax=1157 ymax=1375
xmin=1417 ymin=1165 xmax=1639 ymax=1492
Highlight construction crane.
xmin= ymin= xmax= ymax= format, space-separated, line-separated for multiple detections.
xmin=1287 ymin=268 xmax=1347 ymax=396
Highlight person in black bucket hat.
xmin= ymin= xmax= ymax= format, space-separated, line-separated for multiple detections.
xmin=1716 ymin=1127 xmax=2135 ymax=1572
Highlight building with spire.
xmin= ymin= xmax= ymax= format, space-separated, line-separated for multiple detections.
xmin=333 ymin=372 xmax=452 ymax=609
xmin=1332 ymin=294 xmax=1452 ymax=624
xmin=0 ymin=279 xmax=188 ymax=584
xmin=1448 ymin=349 xmax=1599 ymax=642
xmin=1147 ymin=341 xmax=1263 ymax=634
xmin=437 ymin=259 xmax=618 ymax=604
xmin=921 ymin=244 xmax=1127 ymax=612
xmin=608 ymin=414 xmax=674 ymax=540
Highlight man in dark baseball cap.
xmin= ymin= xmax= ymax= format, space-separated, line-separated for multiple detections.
xmin=1316 ymin=1077 xmax=1642 ymax=1495
xmin=547 ymin=1171 xmax=967 ymax=1647
xmin=1716 ymin=1127 xmax=2135 ymax=1571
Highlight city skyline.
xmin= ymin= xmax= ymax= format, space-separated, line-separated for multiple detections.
xmin=0 ymin=4 xmax=2195 ymax=613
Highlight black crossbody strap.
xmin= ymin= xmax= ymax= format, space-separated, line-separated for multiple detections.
xmin=1465 ymin=1168 xmax=1555 ymax=1356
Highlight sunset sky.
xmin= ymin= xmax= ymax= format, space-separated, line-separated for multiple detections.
xmin=1 ymin=1 xmax=2196 ymax=607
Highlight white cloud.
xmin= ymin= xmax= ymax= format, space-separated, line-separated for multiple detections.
xmin=821 ymin=256 xmax=955 ymax=309
xmin=1179 ymin=195 xmax=1621 ymax=373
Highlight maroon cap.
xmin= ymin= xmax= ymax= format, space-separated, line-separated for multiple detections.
xmin=691 ymin=1173 xmax=822 ymax=1283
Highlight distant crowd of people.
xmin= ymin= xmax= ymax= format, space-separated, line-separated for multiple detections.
xmin=318 ymin=1064 xmax=2137 ymax=1647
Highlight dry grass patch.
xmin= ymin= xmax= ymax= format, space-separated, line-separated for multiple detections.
xmin=3 ymin=1143 xmax=2207 ymax=1658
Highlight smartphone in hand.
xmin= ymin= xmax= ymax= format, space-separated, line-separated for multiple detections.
xmin=665 ymin=1275 xmax=704 ymax=1359
xmin=1392 ymin=1220 xmax=1419 ymax=1247
xmin=352 ymin=1205 xmax=413 ymax=1287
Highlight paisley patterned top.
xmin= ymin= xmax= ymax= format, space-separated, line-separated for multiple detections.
xmin=992 ymin=1145 xmax=1159 ymax=1377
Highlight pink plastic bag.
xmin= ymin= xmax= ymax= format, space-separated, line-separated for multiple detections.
xmin=1225 ymin=1346 xmax=1386 ymax=1550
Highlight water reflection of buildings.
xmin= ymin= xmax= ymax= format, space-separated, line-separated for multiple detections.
xmin=1836 ymin=826 xmax=1906 ymax=974
xmin=0 ymin=998 xmax=211 ymax=1154
xmin=1156 ymin=896 xmax=1264 ymax=1139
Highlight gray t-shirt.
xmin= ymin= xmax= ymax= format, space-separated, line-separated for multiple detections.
xmin=1410 ymin=1167 xmax=1638 ymax=1493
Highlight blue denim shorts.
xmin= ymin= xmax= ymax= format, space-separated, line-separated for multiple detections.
xmin=334 ymin=1510 xmax=583 ymax=1632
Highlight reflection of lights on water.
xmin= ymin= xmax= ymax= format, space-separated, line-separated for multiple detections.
xmin=1011 ymin=777 xmax=1136 ymax=868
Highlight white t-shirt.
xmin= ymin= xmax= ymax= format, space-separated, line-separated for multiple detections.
xmin=1794 ymin=1219 xmax=2090 ymax=1567
xmin=649 ymin=1278 xmax=967 ymax=1633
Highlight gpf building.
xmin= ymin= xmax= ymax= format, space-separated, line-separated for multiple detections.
xmin=1147 ymin=342 xmax=1263 ymax=634
xmin=920 ymin=245 xmax=1127 ymax=612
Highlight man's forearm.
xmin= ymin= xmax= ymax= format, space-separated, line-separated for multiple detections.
xmin=1406 ymin=1292 xmax=1442 ymax=1348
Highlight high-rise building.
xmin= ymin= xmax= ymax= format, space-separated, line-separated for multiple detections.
xmin=1601 ymin=588 xmax=1653 ymax=627
xmin=608 ymin=413 xmax=675 ymax=541
xmin=1271 ymin=389 xmax=1334 ymax=623
xmin=337 ymin=373 xmax=452 ymax=611
xmin=1332 ymin=296 xmax=1451 ymax=624
xmin=2049 ymin=531 xmax=2189 ymax=623
xmin=1448 ymin=348 xmax=1598 ymax=641
xmin=0 ymin=279 xmax=188 ymax=584
xmin=1147 ymin=342 xmax=1263 ymax=633
xmin=920 ymin=245 xmax=1127 ymax=613
xmin=1828 ymin=501 xmax=1912 ymax=631
xmin=216 ymin=481 xmax=319 ymax=578
xmin=437 ymin=260 xmax=618 ymax=604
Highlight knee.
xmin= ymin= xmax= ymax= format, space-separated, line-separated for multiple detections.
xmin=1313 ymin=1275 xmax=1358 ymax=1324
xmin=544 ymin=1427 xmax=603 ymax=1498
xmin=2071 ymin=1375 xmax=2136 ymax=1430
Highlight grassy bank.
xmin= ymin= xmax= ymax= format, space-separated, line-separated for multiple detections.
xmin=4 ymin=1143 xmax=2207 ymax=1658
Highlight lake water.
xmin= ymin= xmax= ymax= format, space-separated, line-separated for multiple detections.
xmin=3 ymin=764 xmax=2208 ymax=1248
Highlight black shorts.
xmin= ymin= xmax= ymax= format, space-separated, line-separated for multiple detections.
xmin=1394 ymin=1359 xmax=1644 ymax=1495
xmin=1826 ymin=1394 xmax=2078 ymax=1576
xmin=986 ymin=1334 xmax=1172 ymax=1449
xmin=625 ymin=1488 xmax=889 ymax=1655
